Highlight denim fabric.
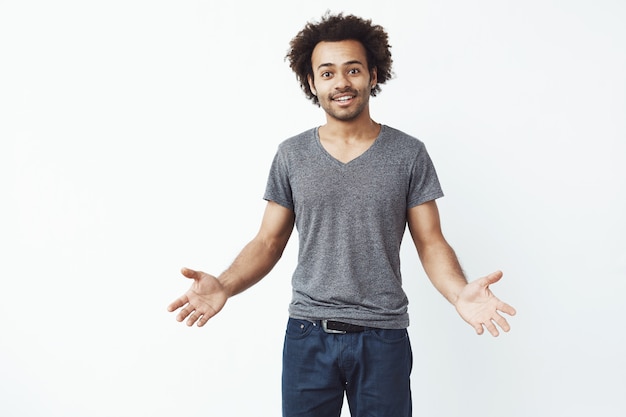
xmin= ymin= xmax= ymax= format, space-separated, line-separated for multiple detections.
xmin=282 ymin=318 xmax=413 ymax=417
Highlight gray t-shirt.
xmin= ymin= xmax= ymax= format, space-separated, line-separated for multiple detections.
xmin=264 ymin=125 xmax=444 ymax=329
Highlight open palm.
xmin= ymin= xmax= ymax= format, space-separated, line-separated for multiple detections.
xmin=455 ymin=270 xmax=516 ymax=336
xmin=167 ymin=267 xmax=228 ymax=327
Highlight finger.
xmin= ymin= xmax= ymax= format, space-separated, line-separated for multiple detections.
xmin=197 ymin=314 xmax=210 ymax=327
xmin=186 ymin=311 xmax=202 ymax=327
xmin=484 ymin=319 xmax=500 ymax=337
xmin=492 ymin=312 xmax=511 ymax=333
xmin=197 ymin=305 xmax=222 ymax=327
xmin=498 ymin=302 xmax=517 ymax=316
xmin=176 ymin=304 xmax=195 ymax=323
xmin=473 ymin=323 xmax=484 ymax=335
xmin=181 ymin=267 xmax=199 ymax=279
xmin=482 ymin=270 xmax=504 ymax=286
xmin=167 ymin=295 xmax=189 ymax=312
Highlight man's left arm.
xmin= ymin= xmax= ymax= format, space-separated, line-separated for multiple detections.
xmin=407 ymin=200 xmax=516 ymax=336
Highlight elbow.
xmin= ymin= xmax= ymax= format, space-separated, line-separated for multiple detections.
xmin=259 ymin=235 xmax=290 ymax=262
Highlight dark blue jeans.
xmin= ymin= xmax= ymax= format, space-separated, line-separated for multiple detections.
xmin=282 ymin=318 xmax=413 ymax=417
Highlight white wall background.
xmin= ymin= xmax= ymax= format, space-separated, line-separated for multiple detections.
xmin=1 ymin=1 xmax=625 ymax=416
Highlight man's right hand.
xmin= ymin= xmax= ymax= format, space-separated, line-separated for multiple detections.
xmin=167 ymin=267 xmax=228 ymax=327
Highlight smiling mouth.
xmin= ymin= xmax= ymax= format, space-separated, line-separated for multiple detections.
xmin=333 ymin=95 xmax=355 ymax=102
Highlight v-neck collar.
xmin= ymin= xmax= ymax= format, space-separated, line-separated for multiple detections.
xmin=314 ymin=125 xmax=385 ymax=167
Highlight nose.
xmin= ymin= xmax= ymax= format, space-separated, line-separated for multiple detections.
xmin=334 ymin=72 xmax=352 ymax=90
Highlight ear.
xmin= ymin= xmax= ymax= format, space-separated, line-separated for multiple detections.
xmin=370 ymin=67 xmax=378 ymax=89
xmin=307 ymin=74 xmax=317 ymax=96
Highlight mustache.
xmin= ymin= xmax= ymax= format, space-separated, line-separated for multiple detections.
xmin=330 ymin=88 xmax=359 ymax=99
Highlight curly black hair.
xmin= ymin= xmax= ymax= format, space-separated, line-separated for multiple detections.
xmin=286 ymin=12 xmax=394 ymax=106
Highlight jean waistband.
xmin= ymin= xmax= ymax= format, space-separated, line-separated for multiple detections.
xmin=314 ymin=319 xmax=367 ymax=334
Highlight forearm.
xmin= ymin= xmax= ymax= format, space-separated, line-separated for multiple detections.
xmin=217 ymin=236 xmax=285 ymax=297
xmin=418 ymin=239 xmax=468 ymax=305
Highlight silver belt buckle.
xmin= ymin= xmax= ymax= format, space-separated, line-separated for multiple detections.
xmin=322 ymin=319 xmax=346 ymax=334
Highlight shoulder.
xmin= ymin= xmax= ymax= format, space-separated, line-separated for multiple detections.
xmin=379 ymin=125 xmax=428 ymax=153
xmin=277 ymin=127 xmax=317 ymax=152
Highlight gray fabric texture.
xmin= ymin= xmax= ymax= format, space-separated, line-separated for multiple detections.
xmin=263 ymin=125 xmax=444 ymax=329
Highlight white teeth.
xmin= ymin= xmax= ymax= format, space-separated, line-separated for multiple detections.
xmin=335 ymin=96 xmax=353 ymax=102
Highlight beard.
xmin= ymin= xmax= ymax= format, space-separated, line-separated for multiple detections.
xmin=319 ymin=88 xmax=370 ymax=121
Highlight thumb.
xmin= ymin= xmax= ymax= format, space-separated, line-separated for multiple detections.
xmin=482 ymin=270 xmax=503 ymax=286
xmin=181 ymin=267 xmax=200 ymax=280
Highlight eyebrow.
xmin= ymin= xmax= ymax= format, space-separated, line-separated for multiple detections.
xmin=316 ymin=60 xmax=365 ymax=71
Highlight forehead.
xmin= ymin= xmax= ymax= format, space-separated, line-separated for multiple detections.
xmin=310 ymin=40 xmax=368 ymax=68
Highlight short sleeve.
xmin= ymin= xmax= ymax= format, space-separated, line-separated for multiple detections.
xmin=263 ymin=147 xmax=294 ymax=210
xmin=407 ymin=143 xmax=444 ymax=208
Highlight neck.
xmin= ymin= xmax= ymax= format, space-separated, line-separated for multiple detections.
xmin=321 ymin=109 xmax=379 ymax=141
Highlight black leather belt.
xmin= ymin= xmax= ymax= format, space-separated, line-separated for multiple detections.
xmin=321 ymin=319 xmax=366 ymax=334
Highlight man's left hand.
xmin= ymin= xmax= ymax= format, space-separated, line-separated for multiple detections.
xmin=454 ymin=270 xmax=517 ymax=336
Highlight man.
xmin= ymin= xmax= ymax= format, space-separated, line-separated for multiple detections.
xmin=167 ymin=12 xmax=516 ymax=417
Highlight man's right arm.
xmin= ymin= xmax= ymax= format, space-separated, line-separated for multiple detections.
xmin=219 ymin=200 xmax=295 ymax=297
xmin=167 ymin=200 xmax=295 ymax=327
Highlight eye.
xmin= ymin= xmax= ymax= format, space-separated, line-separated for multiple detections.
xmin=321 ymin=71 xmax=332 ymax=78
xmin=348 ymin=68 xmax=360 ymax=75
